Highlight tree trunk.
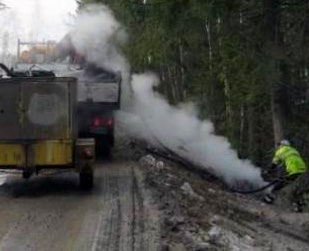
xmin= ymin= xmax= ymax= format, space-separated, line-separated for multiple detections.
xmin=247 ymin=105 xmax=255 ymax=160
xmin=263 ymin=0 xmax=285 ymax=144
xmin=178 ymin=38 xmax=186 ymax=101
xmin=167 ymin=65 xmax=177 ymax=103
xmin=270 ymin=90 xmax=284 ymax=144
xmin=205 ymin=18 xmax=213 ymax=72
xmin=239 ymin=105 xmax=245 ymax=156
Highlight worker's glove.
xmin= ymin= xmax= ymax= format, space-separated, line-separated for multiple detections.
xmin=261 ymin=169 xmax=271 ymax=181
xmin=268 ymin=163 xmax=278 ymax=170
xmin=276 ymin=166 xmax=288 ymax=180
xmin=262 ymin=163 xmax=278 ymax=181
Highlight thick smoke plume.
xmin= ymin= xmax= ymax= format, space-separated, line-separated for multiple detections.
xmin=70 ymin=4 xmax=131 ymax=103
xmin=121 ymin=74 xmax=266 ymax=187
xmin=70 ymin=5 xmax=129 ymax=75
xmin=72 ymin=5 xmax=266 ymax=187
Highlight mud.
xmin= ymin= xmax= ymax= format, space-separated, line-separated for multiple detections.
xmin=0 ymin=159 xmax=160 ymax=251
xmin=139 ymin=153 xmax=309 ymax=251
xmin=0 ymin=136 xmax=308 ymax=251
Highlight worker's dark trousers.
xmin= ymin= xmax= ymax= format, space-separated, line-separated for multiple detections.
xmin=287 ymin=172 xmax=309 ymax=205
xmin=272 ymin=174 xmax=300 ymax=191
xmin=273 ymin=173 xmax=306 ymax=205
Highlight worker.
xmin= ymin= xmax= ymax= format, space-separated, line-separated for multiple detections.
xmin=263 ymin=139 xmax=307 ymax=211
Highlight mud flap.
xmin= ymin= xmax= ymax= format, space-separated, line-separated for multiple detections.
xmin=95 ymin=135 xmax=114 ymax=158
xmin=75 ymin=138 xmax=95 ymax=190
xmin=80 ymin=169 xmax=94 ymax=190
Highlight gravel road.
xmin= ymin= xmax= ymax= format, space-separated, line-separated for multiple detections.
xmin=0 ymin=161 xmax=160 ymax=251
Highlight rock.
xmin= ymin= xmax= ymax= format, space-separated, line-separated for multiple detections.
xmin=194 ymin=243 xmax=210 ymax=251
xmin=165 ymin=216 xmax=185 ymax=232
xmin=181 ymin=182 xmax=205 ymax=201
xmin=181 ymin=182 xmax=195 ymax=196
xmin=161 ymin=243 xmax=170 ymax=251
xmin=301 ymin=221 xmax=309 ymax=232
xmin=207 ymin=188 xmax=216 ymax=194
xmin=210 ymin=215 xmax=221 ymax=224
xmin=166 ymin=174 xmax=177 ymax=180
xmin=140 ymin=154 xmax=156 ymax=167
xmin=184 ymin=230 xmax=194 ymax=241
xmin=208 ymin=226 xmax=222 ymax=244
xmin=156 ymin=160 xmax=165 ymax=169
xmin=169 ymin=243 xmax=187 ymax=251
xmin=244 ymin=234 xmax=253 ymax=243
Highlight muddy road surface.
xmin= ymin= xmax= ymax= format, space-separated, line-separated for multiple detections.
xmin=0 ymin=148 xmax=309 ymax=251
xmin=0 ymin=161 xmax=160 ymax=251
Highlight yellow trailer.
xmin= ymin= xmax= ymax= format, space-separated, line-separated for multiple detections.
xmin=0 ymin=64 xmax=95 ymax=189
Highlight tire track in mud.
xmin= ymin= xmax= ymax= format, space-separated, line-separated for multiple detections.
xmin=131 ymin=165 xmax=146 ymax=251
xmin=131 ymin=167 xmax=137 ymax=251
xmin=0 ymin=161 xmax=160 ymax=251
xmin=91 ymin=167 xmax=122 ymax=251
xmin=84 ymin=161 xmax=159 ymax=251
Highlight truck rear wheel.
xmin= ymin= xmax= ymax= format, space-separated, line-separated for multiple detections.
xmin=95 ymin=137 xmax=112 ymax=158
xmin=79 ymin=171 xmax=93 ymax=190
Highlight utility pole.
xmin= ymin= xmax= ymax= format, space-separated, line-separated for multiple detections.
xmin=1 ymin=32 xmax=9 ymax=65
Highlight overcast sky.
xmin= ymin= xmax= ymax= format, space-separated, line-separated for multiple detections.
xmin=1 ymin=0 xmax=77 ymax=52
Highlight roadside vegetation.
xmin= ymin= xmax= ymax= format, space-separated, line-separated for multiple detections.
xmin=78 ymin=0 xmax=309 ymax=167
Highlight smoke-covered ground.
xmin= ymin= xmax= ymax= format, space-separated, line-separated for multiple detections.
xmin=136 ymin=147 xmax=309 ymax=251
xmin=70 ymin=4 xmax=265 ymax=188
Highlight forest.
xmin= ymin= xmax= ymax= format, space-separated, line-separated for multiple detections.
xmin=78 ymin=0 xmax=309 ymax=166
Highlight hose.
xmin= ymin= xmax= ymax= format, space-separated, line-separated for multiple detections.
xmin=229 ymin=179 xmax=281 ymax=194
xmin=138 ymin=117 xmax=278 ymax=195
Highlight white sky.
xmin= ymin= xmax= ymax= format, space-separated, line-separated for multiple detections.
xmin=0 ymin=0 xmax=77 ymax=53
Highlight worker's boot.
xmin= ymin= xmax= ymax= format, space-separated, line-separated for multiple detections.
xmin=292 ymin=196 xmax=306 ymax=212
xmin=292 ymin=202 xmax=303 ymax=213
xmin=263 ymin=193 xmax=275 ymax=204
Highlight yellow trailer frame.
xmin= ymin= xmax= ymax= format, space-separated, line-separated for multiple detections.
xmin=0 ymin=75 xmax=95 ymax=189
xmin=0 ymin=140 xmax=73 ymax=166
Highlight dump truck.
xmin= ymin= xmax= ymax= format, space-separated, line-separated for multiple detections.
xmin=75 ymin=63 xmax=121 ymax=156
xmin=0 ymin=63 xmax=95 ymax=189
xmin=52 ymin=34 xmax=122 ymax=156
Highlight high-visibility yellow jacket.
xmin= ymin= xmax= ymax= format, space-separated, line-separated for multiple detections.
xmin=273 ymin=145 xmax=307 ymax=176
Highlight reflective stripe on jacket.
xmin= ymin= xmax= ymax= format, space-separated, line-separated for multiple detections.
xmin=273 ymin=146 xmax=307 ymax=176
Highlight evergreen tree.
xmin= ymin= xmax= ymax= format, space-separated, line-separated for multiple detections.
xmin=77 ymin=0 xmax=309 ymax=165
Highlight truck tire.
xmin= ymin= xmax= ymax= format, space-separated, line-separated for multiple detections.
xmin=95 ymin=137 xmax=112 ymax=159
xmin=110 ymin=134 xmax=115 ymax=147
xmin=79 ymin=171 xmax=94 ymax=190
xmin=22 ymin=171 xmax=32 ymax=179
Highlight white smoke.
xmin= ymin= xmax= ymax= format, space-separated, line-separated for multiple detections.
xmin=69 ymin=4 xmax=131 ymax=103
xmin=71 ymin=4 xmax=266 ymax=188
xmin=120 ymin=74 xmax=266 ymax=187
xmin=70 ymin=5 xmax=129 ymax=75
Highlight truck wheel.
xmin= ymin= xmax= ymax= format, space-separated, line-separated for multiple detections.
xmin=22 ymin=170 xmax=32 ymax=179
xmin=79 ymin=171 xmax=94 ymax=190
xmin=110 ymin=134 xmax=115 ymax=147
xmin=96 ymin=141 xmax=112 ymax=159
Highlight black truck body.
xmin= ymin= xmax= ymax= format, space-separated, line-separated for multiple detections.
xmin=76 ymin=64 xmax=121 ymax=155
